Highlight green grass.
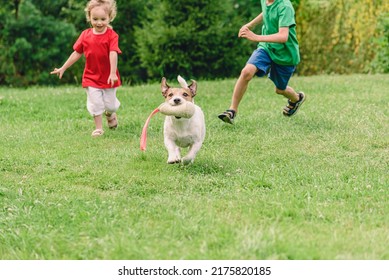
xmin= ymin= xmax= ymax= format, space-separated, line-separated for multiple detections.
xmin=0 ymin=74 xmax=388 ymax=260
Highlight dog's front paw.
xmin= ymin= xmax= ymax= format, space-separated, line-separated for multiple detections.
xmin=167 ymin=156 xmax=181 ymax=164
xmin=181 ymin=156 xmax=194 ymax=165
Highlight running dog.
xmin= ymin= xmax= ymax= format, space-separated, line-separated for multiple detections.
xmin=161 ymin=76 xmax=206 ymax=165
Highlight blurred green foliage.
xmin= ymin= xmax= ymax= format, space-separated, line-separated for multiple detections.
xmin=0 ymin=0 xmax=82 ymax=86
xmin=297 ymin=0 xmax=389 ymax=75
xmin=371 ymin=12 xmax=389 ymax=73
xmin=134 ymin=0 xmax=255 ymax=82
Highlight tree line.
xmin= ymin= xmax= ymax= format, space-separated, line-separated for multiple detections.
xmin=0 ymin=0 xmax=387 ymax=87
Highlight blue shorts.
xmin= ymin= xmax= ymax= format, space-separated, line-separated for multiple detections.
xmin=247 ymin=48 xmax=296 ymax=90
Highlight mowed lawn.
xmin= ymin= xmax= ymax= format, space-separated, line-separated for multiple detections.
xmin=0 ymin=74 xmax=388 ymax=260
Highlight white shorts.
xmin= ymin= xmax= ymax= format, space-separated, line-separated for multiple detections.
xmin=85 ymin=87 xmax=121 ymax=116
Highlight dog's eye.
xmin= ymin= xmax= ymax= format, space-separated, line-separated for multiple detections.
xmin=168 ymin=93 xmax=173 ymax=97
xmin=183 ymin=92 xmax=189 ymax=97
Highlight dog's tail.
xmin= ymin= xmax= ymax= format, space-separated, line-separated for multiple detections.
xmin=177 ymin=75 xmax=189 ymax=89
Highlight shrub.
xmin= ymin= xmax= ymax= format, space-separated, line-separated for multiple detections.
xmin=296 ymin=0 xmax=389 ymax=75
xmin=1 ymin=0 xmax=80 ymax=86
xmin=370 ymin=12 xmax=389 ymax=73
xmin=134 ymin=0 xmax=254 ymax=82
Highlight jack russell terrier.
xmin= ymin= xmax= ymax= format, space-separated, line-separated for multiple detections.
xmin=161 ymin=76 xmax=206 ymax=165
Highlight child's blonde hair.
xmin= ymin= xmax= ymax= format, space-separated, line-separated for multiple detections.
xmin=85 ymin=0 xmax=117 ymax=25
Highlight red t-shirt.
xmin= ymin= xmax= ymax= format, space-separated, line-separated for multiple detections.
xmin=73 ymin=28 xmax=122 ymax=88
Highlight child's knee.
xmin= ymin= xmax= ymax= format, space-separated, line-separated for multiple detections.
xmin=240 ymin=67 xmax=255 ymax=81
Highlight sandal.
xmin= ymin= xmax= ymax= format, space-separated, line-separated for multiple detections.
xmin=105 ymin=111 xmax=118 ymax=129
xmin=283 ymin=92 xmax=306 ymax=117
xmin=218 ymin=109 xmax=236 ymax=124
xmin=91 ymin=129 xmax=104 ymax=137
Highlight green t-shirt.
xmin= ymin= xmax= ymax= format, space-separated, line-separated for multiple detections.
xmin=258 ymin=0 xmax=300 ymax=66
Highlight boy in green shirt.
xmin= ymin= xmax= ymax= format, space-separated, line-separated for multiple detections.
xmin=218 ymin=0 xmax=305 ymax=124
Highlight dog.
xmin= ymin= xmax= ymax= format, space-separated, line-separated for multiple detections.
xmin=161 ymin=76 xmax=206 ymax=165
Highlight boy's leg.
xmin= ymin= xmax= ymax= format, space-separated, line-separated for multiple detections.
xmin=218 ymin=63 xmax=258 ymax=124
xmin=270 ymin=64 xmax=306 ymax=117
xmin=230 ymin=64 xmax=258 ymax=112
xmin=276 ymin=86 xmax=305 ymax=117
xmin=218 ymin=48 xmax=270 ymax=124
xmin=275 ymin=86 xmax=299 ymax=102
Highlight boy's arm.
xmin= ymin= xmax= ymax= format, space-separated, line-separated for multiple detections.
xmin=239 ymin=26 xmax=289 ymax=43
xmin=50 ymin=51 xmax=82 ymax=79
xmin=107 ymin=51 xmax=119 ymax=87
xmin=245 ymin=13 xmax=263 ymax=29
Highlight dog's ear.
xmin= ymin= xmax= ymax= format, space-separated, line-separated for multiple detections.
xmin=188 ymin=80 xmax=197 ymax=97
xmin=161 ymin=77 xmax=170 ymax=97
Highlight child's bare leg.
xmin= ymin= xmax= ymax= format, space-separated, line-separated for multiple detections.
xmin=218 ymin=64 xmax=257 ymax=124
xmin=275 ymin=86 xmax=299 ymax=102
xmin=277 ymin=86 xmax=306 ymax=117
xmin=91 ymin=114 xmax=104 ymax=137
xmin=94 ymin=115 xmax=103 ymax=130
xmin=230 ymin=64 xmax=257 ymax=112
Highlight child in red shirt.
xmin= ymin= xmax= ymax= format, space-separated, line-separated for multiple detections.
xmin=51 ymin=0 xmax=121 ymax=137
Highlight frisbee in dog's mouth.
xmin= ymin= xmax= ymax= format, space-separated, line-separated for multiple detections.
xmin=158 ymin=102 xmax=195 ymax=119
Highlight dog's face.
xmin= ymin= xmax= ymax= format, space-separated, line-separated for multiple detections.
xmin=161 ymin=77 xmax=197 ymax=106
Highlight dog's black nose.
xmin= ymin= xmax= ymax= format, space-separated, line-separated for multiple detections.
xmin=173 ymin=98 xmax=181 ymax=104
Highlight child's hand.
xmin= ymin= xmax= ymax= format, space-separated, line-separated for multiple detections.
xmin=238 ymin=25 xmax=250 ymax=37
xmin=108 ymin=73 xmax=118 ymax=87
xmin=239 ymin=26 xmax=258 ymax=42
xmin=50 ymin=68 xmax=65 ymax=79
